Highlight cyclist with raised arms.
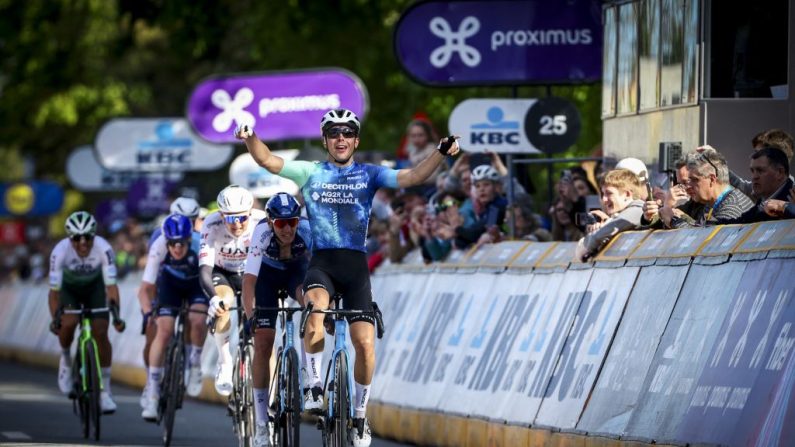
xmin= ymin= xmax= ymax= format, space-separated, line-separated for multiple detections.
xmin=139 ymin=214 xmax=208 ymax=420
xmin=201 ymin=184 xmax=267 ymax=395
xmin=242 ymin=192 xmax=312 ymax=447
xmin=236 ymin=108 xmax=459 ymax=446
xmin=140 ymin=196 xmax=202 ymax=407
xmin=49 ymin=211 xmax=124 ymax=414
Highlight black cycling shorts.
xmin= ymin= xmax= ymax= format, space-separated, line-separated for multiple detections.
xmin=211 ymin=266 xmax=244 ymax=299
xmin=303 ymin=249 xmax=374 ymax=325
xmin=254 ymin=261 xmax=307 ymax=329
xmin=156 ymin=274 xmax=208 ymax=317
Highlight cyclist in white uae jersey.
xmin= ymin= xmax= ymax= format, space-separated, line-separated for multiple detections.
xmin=236 ymin=108 xmax=459 ymax=447
xmin=49 ymin=211 xmax=124 ymax=414
xmin=200 ymin=185 xmax=267 ymax=395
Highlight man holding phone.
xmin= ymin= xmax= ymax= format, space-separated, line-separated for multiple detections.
xmin=642 ymin=156 xmax=704 ymax=228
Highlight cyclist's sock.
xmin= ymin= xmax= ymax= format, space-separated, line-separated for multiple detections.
xmin=189 ymin=344 xmax=203 ymax=366
xmin=102 ymin=367 xmax=112 ymax=394
xmin=354 ymin=381 xmax=371 ymax=419
xmin=306 ymin=352 xmax=324 ymax=386
xmin=61 ymin=349 xmax=70 ymax=365
xmin=213 ymin=331 xmax=233 ymax=364
xmin=253 ymin=388 xmax=269 ymax=425
xmin=147 ymin=367 xmax=163 ymax=397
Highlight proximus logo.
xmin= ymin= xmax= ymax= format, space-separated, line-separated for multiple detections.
xmin=429 ymin=16 xmax=481 ymax=68
xmin=211 ymin=88 xmax=255 ymax=132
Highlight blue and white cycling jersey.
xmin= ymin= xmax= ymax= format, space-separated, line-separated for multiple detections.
xmin=142 ymin=231 xmax=201 ymax=283
xmin=278 ymin=160 xmax=399 ymax=253
xmin=244 ymin=218 xmax=312 ymax=274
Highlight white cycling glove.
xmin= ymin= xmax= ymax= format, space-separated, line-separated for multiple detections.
xmin=208 ymin=296 xmax=227 ymax=317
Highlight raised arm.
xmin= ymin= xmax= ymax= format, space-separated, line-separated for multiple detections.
xmin=397 ymin=136 xmax=460 ymax=188
xmin=235 ymin=125 xmax=285 ymax=174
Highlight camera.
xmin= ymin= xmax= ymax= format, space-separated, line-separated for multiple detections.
xmin=575 ymin=212 xmax=599 ymax=227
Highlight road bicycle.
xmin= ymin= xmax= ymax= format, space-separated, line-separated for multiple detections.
xmin=299 ymin=297 xmax=384 ymax=447
xmin=56 ymin=303 xmax=125 ymax=441
xmin=156 ymin=304 xmax=207 ymax=447
xmin=209 ymin=295 xmax=255 ymax=447
xmin=256 ymin=290 xmax=304 ymax=447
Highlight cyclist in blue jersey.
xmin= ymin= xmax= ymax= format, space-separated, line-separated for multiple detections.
xmin=140 ymin=197 xmax=202 ymax=408
xmin=242 ymin=192 xmax=312 ymax=447
xmin=236 ymin=108 xmax=459 ymax=447
xmin=138 ymin=214 xmax=209 ymax=421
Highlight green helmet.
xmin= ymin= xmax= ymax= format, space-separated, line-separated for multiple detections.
xmin=65 ymin=211 xmax=97 ymax=236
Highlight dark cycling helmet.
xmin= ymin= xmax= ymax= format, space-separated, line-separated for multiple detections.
xmin=320 ymin=108 xmax=361 ymax=134
xmin=265 ymin=193 xmax=301 ymax=220
xmin=162 ymin=214 xmax=192 ymax=240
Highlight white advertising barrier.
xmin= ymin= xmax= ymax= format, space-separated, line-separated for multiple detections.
xmin=578 ymin=265 xmax=690 ymax=434
xmin=431 ymin=272 xmax=505 ymax=413
xmin=376 ymin=272 xmax=458 ymax=408
xmin=459 ymin=272 xmax=539 ymax=419
xmin=95 ymin=118 xmax=233 ymax=172
xmin=228 ymin=150 xmax=300 ymax=198
xmin=534 ymin=266 xmax=640 ymax=429
xmin=500 ymin=269 xmax=593 ymax=425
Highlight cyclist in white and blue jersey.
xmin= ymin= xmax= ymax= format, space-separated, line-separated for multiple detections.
xmin=138 ymin=214 xmax=208 ymax=421
xmin=140 ymin=197 xmax=202 ymax=407
xmin=236 ymin=108 xmax=460 ymax=447
xmin=242 ymin=192 xmax=312 ymax=447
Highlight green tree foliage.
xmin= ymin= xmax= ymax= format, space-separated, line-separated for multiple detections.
xmin=0 ymin=0 xmax=601 ymax=196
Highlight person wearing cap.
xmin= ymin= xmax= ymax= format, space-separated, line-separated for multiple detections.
xmin=615 ymin=157 xmax=651 ymax=201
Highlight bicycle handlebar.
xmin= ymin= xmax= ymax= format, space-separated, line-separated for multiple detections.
xmin=299 ymin=301 xmax=385 ymax=339
xmin=57 ymin=303 xmax=126 ymax=333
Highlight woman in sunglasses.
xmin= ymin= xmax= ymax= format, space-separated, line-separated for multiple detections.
xmin=138 ymin=214 xmax=208 ymax=420
xmin=240 ymin=192 xmax=312 ymax=445
xmin=48 ymin=211 xmax=123 ymax=414
xmin=200 ymin=184 xmax=267 ymax=396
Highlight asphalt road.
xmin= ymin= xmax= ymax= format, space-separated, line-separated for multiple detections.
xmin=0 ymin=360 xmax=408 ymax=447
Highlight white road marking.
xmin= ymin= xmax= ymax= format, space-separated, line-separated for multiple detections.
xmin=2 ymin=431 xmax=32 ymax=440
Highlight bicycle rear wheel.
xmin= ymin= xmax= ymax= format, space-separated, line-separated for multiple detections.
xmin=84 ymin=342 xmax=102 ymax=441
xmin=280 ymin=348 xmax=301 ymax=447
xmin=163 ymin=340 xmax=184 ymax=447
xmin=331 ymin=354 xmax=350 ymax=447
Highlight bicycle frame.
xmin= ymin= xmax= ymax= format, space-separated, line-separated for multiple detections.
xmin=325 ymin=318 xmax=354 ymax=422
xmin=62 ymin=307 xmax=109 ymax=394
xmin=266 ymin=303 xmax=305 ymax=415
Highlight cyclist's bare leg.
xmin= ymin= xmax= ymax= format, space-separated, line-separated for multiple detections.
xmin=212 ymin=285 xmax=235 ymax=335
xmin=253 ymin=328 xmax=275 ymax=389
xmin=58 ymin=314 xmax=79 ymax=350
xmin=92 ymin=318 xmax=112 ymax=368
xmin=149 ymin=316 xmax=175 ymax=367
xmin=188 ymin=303 xmax=209 ymax=347
xmin=350 ymin=322 xmax=375 ymax=384
xmin=143 ymin=316 xmax=156 ymax=368
xmin=303 ymin=288 xmax=330 ymax=354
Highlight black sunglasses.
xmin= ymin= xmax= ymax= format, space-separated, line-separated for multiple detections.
xmin=70 ymin=234 xmax=94 ymax=243
xmin=166 ymin=239 xmax=189 ymax=247
xmin=698 ymin=152 xmax=720 ymax=176
xmin=325 ymin=127 xmax=357 ymax=139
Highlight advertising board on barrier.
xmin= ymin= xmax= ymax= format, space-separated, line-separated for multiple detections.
xmin=394 ymin=0 xmax=602 ymax=86
xmin=228 ymin=150 xmax=300 ymax=198
xmin=95 ymin=118 xmax=233 ymax=171
xmin=578 ymin=265 xmax=690 ymax=434
xmin=624 ymin=262 xmax=749 ymax=440
xmin=677 ymin=259 xmax=795 ymax=446
xmin=187 ymin=69 xmax=368 ymax=143
xmin=0 ymin=181 xmax=64 ymax=217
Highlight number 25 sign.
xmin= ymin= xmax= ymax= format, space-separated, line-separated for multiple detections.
xmin=448 ymin=97 xmax=581 ymax=154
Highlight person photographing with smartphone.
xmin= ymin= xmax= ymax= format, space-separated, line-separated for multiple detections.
xmin=574 ymin=169 xmax=645 ymax=262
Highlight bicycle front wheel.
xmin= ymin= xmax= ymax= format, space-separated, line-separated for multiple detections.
xmin=331 ymin=354 xmax=350 ymax=447
xmin=234 ymin=343 xmax=255 ymax=447
xmin=280 ymin=348 xmax=301 ymax=447
xmin=84 ymin=341 xmax=102 ymax=441
xmin=163 ymin=341 xmax=184 ymax=447
xmin=73 ymin=349 xmax=89 ymax=439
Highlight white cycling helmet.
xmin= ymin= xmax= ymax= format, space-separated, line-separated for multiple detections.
xmin=320 ymin=108 xmax=361 ymax=134
xmin=471 ymin=165 xmax=500 ymax=182
xmin=616 ymin=157 xmax=649 ymax=180
xmin=169 ymin=197 xmax=200 ymax=218
xmin=217 ymin=185 xmax=254 ymax=214
xmin=65 ymin=211 xmax=97 ymax=236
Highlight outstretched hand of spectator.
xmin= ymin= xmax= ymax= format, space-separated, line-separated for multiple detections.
xmin=763 ymin=199 xmax=788 ymax=217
